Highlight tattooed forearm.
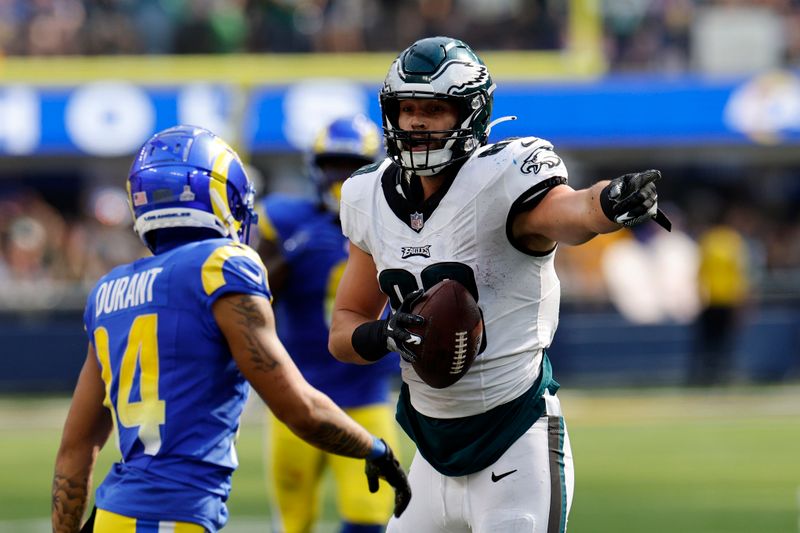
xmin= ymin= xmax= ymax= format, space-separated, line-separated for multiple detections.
xmin=229 ymin=296 xmax=280 ymax=372
xmin=304 ymin=421 xmax=371 ymax=458
xmin=222 ymin=294 xmax=371 ymax=457
xmin=52 ymin=472 xmax=89 ymax=533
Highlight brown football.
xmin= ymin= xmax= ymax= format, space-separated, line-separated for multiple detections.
xmin=407 ymin=279 xmax=483 ymax=389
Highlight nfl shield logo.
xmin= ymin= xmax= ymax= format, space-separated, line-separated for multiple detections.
xmin=410 ymin=212 xmax=424 ymax=231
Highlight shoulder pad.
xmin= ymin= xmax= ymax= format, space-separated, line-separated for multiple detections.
xmin=477 ymin=137 xmax=565 ymax=180
xmin=200 ymin=241 xmax=269 ymax=297
xmin=512 ymin=137 xmax=563 ymax=176
xmin=342 ymin=159 xmax=393 ymax=200
xmin=351 ymin=161 xmax=383 ymax=177
xmin=476 ymin=137 xmax=520 ymax=158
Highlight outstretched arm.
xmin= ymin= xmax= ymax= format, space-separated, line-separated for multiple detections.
xmin=512 ymin=181 xmax=618 ymax=252
xmin=52 ymin=345 xmax=112 ymax=533
xmin=214 ymin=292 xmax=411 ymax=515
xmin=513 ymin=169 xmax=665 ymax=253
xmin=215 ymin=292 xmax=374 ymax=456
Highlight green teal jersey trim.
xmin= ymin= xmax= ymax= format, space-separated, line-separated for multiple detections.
xmin=396 ymin=352 xmax=560 ymax=476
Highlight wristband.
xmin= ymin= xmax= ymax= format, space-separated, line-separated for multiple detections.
xmin=365 ymin=436 xmax=387 ymax=460
xmin=351 ymin=320 xmax=389 ymax=361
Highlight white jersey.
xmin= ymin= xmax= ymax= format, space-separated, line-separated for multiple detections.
xmin=341 ymin=136 xmax=568 ymax=419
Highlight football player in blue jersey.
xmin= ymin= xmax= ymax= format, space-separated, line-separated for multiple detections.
xmin=256 ymin=114 xmax=401 ymax=533
xmin=51 ymin=125 xmax=411 ymax=533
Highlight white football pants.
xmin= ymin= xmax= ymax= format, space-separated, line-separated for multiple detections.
xmin=387 ymin=392 xmax=574 ymax=533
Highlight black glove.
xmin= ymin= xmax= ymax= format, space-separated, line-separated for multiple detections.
xmin=600 ymin=169 xmax=671 ymax=231
xmin=383 ymin=289 xmax=426 ymax=363
xmin=365 ymin=439 xmax=412 ymax=517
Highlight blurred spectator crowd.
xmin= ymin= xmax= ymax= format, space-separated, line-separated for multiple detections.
xmin=0 ymin=0 xmax=564 ymax=57
xmin=0 ymin=0 xmax=798 ymax=72
xmin=0 ymin=184 xmax=142 ymax=310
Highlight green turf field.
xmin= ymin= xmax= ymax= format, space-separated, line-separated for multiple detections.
xmin=2 ymin=385 xmax=798 ymax=532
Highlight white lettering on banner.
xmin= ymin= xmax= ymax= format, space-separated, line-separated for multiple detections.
xmin=0 ymin=86 xmax=40 ymax=155
xmin=283 ymin=80 xmax=367 ymax=150
xmin=65 ymin=81 xmax=155 ymax=156
xmin=723 ymin=71 xmax=800 ymax=142
xmin=178 ymin=83 xmax=235 ymax=141
xmin=95 ymin=268 xmax=164 ymax=318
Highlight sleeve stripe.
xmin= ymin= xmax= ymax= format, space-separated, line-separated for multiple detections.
xmin=505 ymin=176 xmax=568 ymax=257
xmin=511 ymin=176 xmax=568 ymax=214
xmin=201 ymin=243 xmax=267 ymax=296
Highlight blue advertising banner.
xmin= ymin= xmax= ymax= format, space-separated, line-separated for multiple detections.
xmin=246 ymin=72 xmax=800 ymax=151
xmin=0 ymin=82 xmax=236 ymax=156
xmin=495 ymin=72 xmax=800 ymax=147
xmin=1 ymin=71 xmax=799 ymax=156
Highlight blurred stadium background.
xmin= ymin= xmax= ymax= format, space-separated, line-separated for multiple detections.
xmin=0 ymin=0 xmax=799 ymax=531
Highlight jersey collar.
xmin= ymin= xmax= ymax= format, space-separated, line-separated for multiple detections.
xmin=380 ymin=163 xmax=461 ymax=233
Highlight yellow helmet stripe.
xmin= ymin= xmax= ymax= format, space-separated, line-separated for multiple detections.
xmin=209 ymin=140 xmax=239 ymax=234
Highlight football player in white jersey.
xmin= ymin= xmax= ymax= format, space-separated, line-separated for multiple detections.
xmin=328 ymin=36 xmax=668 ymax=533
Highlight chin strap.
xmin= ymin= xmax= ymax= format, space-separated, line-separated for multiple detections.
xmin=485 ymin=115 xmax=517 ymax=137
xmin=209 ymin=188 xmax=240 ymax=243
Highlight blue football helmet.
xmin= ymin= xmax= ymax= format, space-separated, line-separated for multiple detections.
xmin=127 ymin=125 xmax=257 ymax=252
xmin=380 ymin=36 xmax=496 ymax=176
xmin=309 ymin=114 xmax=381 ymax=214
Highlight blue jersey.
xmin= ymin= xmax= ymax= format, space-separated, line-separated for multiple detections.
xmin=83 ymin=239 xmax=270 ymax=532
xmin=259 ymin=194 xmax=397 ymax=408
